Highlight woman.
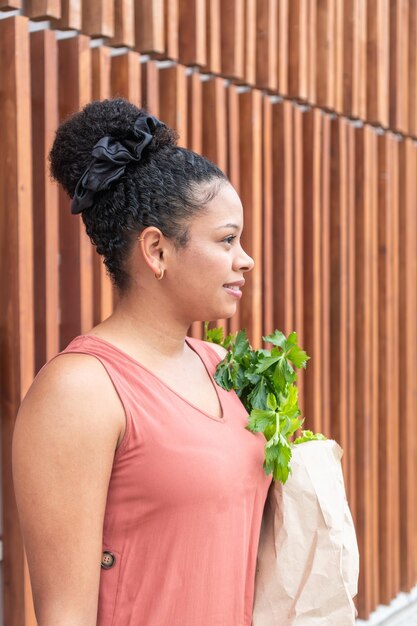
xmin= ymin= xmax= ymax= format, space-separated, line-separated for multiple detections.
xmin=13 ymin=99 xmax=272 ymax=626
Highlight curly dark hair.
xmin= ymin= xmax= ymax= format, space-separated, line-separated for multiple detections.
xmin=49 ymin=98 xmax=227 ymax=291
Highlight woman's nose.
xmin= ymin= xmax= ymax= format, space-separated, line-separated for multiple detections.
xmin=235 ymin=246 xmax=255 ymax=273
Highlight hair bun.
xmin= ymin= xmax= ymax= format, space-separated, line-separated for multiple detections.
xmin=49 ymin=98 xmax=178 ymax=198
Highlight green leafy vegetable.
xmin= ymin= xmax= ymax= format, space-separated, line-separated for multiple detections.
xmin=205 ymin=326 xmax=326 ymax=483
xmin=293 ymin=430 xmax=327 ymax=445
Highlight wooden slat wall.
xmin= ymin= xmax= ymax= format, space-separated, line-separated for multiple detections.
xmin=0 ymin=16 xmax=37 ymax=626
xmin=400 ymin=137 xmax=417 ymax=590
xmin=1 ymin=2 xmax=417 ymax=624
xmin=31 ymin=29 xmax=60 ymax=371
xmin=396 ymin=134 xmax=416 ymax=596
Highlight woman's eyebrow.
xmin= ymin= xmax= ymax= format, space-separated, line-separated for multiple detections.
xmin=215 ymin=223 xmax=240 ymax=230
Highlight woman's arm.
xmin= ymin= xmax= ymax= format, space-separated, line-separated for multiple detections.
xmin=12 ymin=353 xmax=125 ymax=626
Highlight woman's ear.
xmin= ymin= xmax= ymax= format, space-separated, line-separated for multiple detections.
xmin=137 ymin=227 xmax=167 ymax=276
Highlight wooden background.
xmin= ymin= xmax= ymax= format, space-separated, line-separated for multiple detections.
xmin=1 ymin=1 xmax=416 ymax=624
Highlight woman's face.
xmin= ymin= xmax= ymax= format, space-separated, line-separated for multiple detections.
xmin=166 ymin=181 xmax=254 ymax=323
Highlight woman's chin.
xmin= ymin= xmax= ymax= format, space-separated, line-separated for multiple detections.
xmin=213 ymin=303 xmax=238 ymax=321
xmin=188 ymin=298 xmax=238 ymax=324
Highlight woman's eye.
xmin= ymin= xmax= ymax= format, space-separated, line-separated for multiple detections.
xmin=223 ymin=235 xmax=236 ymax=245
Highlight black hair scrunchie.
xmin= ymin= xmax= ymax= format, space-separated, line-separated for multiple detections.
xmin=71 ymin=114 xmax=163 ymax=214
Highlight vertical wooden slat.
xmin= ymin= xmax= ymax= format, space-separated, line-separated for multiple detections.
xmin=262 ymin=96 xmax=274 ymax=337
xmin=320 ymin=112 xmax=332 ymax=437
xmin=135 ymin=0 xmax=165 ymax=55
xmin=378 ymin=0 xmax=390 ymax=128
xmin=165 ymin=0 xmax=179 ymax=60
xmin=91 ymin=46 xmax=114 ymax=326
xmin=285 ymin=0 xmax=308 ymax=100
xmin=345 ymin=120 xmax=357 ymax=521
xmin=316 ymin=0 xmax=336 ymax=108
xmin=377 ymin=131 xmax=401 ymax=605
xmin=26 ymin=0 xmax=60 ymax=20
xmin=201 ymin=76 xmax=227 ymax=172
xmin=334 ymin=0 xmax=354 ymax=116
xmin=82 ymin=0 xmax=114 ymax=39
xmin=367 ymin=0 xmax=389 ymax=126
xmin=111 ymin=51 xmax=141 ymax=106
xmin=158 ymin=64 xmax=188 ymax=146
xmin=31 ymin=29 xmax=60 ymax=372
xmin=281 ymin=101 xmax=295 ymax=335
xmin=237 ymin=89 xmax=263 ymax=349
xmin=244 ymin=0 xmax=256 ymax=86
xmin=0 ymin=15 xmax=37 ymax=626
xmin=329 ymin=117 xmax=350 ymax=478
xmin=204 ymin=0 xmax=221 ymax=74
xmin=408 ymin=3 xmax=417 ymax=137
xmin=312 ymin=108 xmax=324 ymax=433
xmin=220 ymin=0 xmax=244 ymax=81
xmin=262 ymin=98 xmax=296 ymax=338
xmin=263 ymin=98 xmax=294 ymax=339
xmin=287 ymin=0 xmax=301 ymax=97
xmin=142 ymin=60 xmax=160 ymax=117
xmin=352 ymin=0 xmax=367 ymax=119
xmin=351 ymin=121 xmax=372 ymax=617
xmin=255 ymin=0 xmax=278 ymax=91
xmin=298 ymin=0 xmax=308 ymax=101
xmin=57 ymin=36 xmax=93 ymax=348
xmin=326 ymin=0 xmax=336 ymax=110
xmin=92 ymin=46 xmax=111 ymax=100
xmin=227 ymin=85 xmax=240 ymax=192
xmin=109 ymin=0 xmax=135 ymax=48
xmin=303 ymin=107 xmax=323 ymax=433
xmin=365 ymin=125 xmax=380 ymax=612
xmin=187 ymin=70 xmax=203 ymax=154
xmin=399 ymin=138 xmax=417 ymax=591
xmin=0 ymin=1 xmax=21 ymax=8
xmin=366 ymin=0 xmax=378 ymax=122
xmin=307 ymin=0 xmax=317 ymax=104
xmin=293 ymin=104 xmax=313 ymax=414
xmin=396 ymin=0 xmax=409 ymax=133
xmin=389 ymin=1 xmax=397 ymax=130
xmin=52 ymin=0 xmax=81 ymax=30
xmin=278 ymin=0 xmax=289 ymax=95
xmin=386 ymin=133 xmax=401 ymax=600
xmin=178 ymin=0 xmax=206 ymax=67
xmin=376 ymin=130 xmax=391 ymax=603
xmin=313 ymin=0 xmax=329 ymax=106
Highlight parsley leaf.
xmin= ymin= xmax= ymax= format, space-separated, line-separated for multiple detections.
xmin=205 ymin=326 xmax=326 ymax=483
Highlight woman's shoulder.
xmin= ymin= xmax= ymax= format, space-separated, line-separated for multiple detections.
xmin=187 ymin=336 xmax=228 ymax=360
xmin=17 ymin=349 xmax=124 ymax=442
xmin=32 ymin=349 xmax=112 ymax=399
xmin=203 ymin=340 xmax=228 ymax=359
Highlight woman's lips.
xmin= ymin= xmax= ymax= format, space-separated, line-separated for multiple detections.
xmin=223 ymin=285 xmax=243 ymax=299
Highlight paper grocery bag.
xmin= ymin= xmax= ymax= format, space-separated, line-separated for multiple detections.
xmin=252 ymin=440 xmax=359 ymax=626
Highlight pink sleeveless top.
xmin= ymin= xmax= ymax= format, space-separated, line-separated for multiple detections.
xmin=61 ymin=334 xmax=272 ymax=626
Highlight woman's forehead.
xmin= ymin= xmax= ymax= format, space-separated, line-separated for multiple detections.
xmin=194 ymin=184 xmax=244 ymax=228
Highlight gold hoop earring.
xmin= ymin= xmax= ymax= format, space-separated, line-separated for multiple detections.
xmin=155 ymin=267 xmax=164 ymax=280
xmin=139 ymin=237 xmax=164 ymax=279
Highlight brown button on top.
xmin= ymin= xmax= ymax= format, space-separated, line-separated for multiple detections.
xmin=101 ymin=551 xmax=116 ymax=569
